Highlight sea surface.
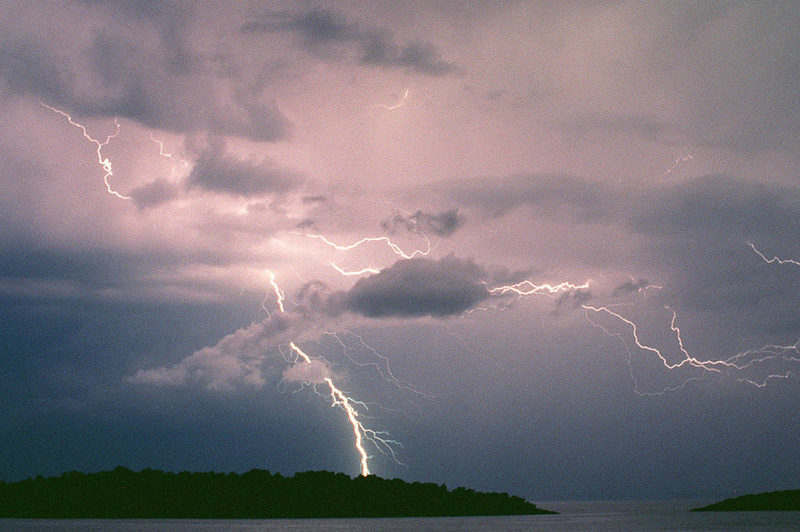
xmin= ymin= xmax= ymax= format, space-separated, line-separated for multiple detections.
xmin=2 ymin=500 xmax=800 ymax=532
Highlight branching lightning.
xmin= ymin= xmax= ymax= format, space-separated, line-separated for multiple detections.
xmin=40 ymin=102 xmax=132 ymax=200
xmin=489 ymin=279 xmax=591 ymax=297
xmin=584 ymin=302 xmax=799 ymax=392
xmin=489 ymin=272 xmax=798 ymax=394
xmin=286 ymin=340 xmax=403 ymax=476
xmin=306 ymin=233 xmax=432 ymax=260
xmin=263 ymin=270 xmax=404 ymax=476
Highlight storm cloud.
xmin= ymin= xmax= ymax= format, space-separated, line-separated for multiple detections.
xmin=242 ymin=7 xmax=456 ymax=75
xmin=187 ymin=145 xmax=304 ymax=197
xmin=4 ymin=0 xmax=800 ymax=503
xmin=334 ymin=255 xmax=490 ymax=318
xmin=381 ymin=209 xmax=463 ymax=238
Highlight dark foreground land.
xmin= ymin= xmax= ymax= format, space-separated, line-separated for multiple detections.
xmin=693 ymin=489 xmax=800 ymax=512
xmin=0 ymin=467 xmax=555 ymax=518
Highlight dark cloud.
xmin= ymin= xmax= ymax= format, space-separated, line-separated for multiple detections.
xmin=128 ymin=178 xmax=181 ymax=210
xmin=359 ymin=35 xmax=455 ymax=76
xmin=555 ymin=288 xmax=592 ymax=310
xmin=301 ymin=195 xmax=327 ymax=204
xmin=630 ymin=175 xmax=800 ymax=241
xmin=333 ymin=255 xmax=490 ymax=318
xmin=381 ymin=209 xmax=463 ymax=238
xmin=294 ymin=219 xmax=317 ymax=231
xmin=446 ymin=174 xmax=614 ymax=222
xmin=445 ymin=173 xmax=800 ymax=248
xmin=187 ymin=145 xmax=303 ymax=197
xmin=612 ymin=279 xmax=651 ymax=297
xmin=242 ymin=8 xmax=456 ymax=76
xmin=0 ymin=25 xmax=292 ymax=142
xmin=79 ymin=0 xmax=193 ymax=71
xmin=243 ymin=8 xmax=356 ymax=45
xmin=0 ymin=41 xmax=69 ymax=104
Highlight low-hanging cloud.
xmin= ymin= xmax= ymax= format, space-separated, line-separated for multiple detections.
xmin=381 ymin=209 xmax=463 ymax=238
xmin=187 ymin=145 xmax=304 ymax=197
xmin=332 ymin=255 xmax=491 ymax=318
xmin=129 ymin=312 xmax=301 ymax=390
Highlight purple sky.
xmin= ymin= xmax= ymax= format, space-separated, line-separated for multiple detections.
xmin=2 ymin=1 xmax=800 ymax=501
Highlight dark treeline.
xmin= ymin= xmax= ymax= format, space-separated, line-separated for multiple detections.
xmin=0 ymin=467 xmax=555 ymax=518
xmin=692 ymin=488 xmax=800 ymax=512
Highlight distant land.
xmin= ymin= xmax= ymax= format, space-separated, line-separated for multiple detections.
xmin=0 ymin=467 xmax=556 ymax=518
xmin=693 ymin=489 xmax=800 ymax=512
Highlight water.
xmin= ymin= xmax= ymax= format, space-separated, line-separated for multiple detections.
xmin=2 ymin=500 xmax=799 ymax=531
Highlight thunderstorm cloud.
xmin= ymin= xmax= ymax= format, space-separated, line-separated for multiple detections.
xmin=381 ymin=209 xmax=463 ymax=238
xmin=4 ymin=0 xmax=800 ymax=503
xmin=242 ymin=7 xmax=456 ymax=75
xmin=334 ymin=255 xmax=491 ymax=318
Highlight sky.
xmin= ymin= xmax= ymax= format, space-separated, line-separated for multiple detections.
xmin=1 ymin=0 xmax=800 ymax=502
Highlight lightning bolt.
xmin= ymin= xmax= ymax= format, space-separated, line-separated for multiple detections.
xmin=747 ymin=242 xmax=800 ymax=267
xmin=330 ymin=263 xmax=382 ymax=276
xmin=307 ymin=233 xmax=431 ymax=260
xmin=488 ymin=279 xmax=591 ymax=297
xmin=582 ymin=302 xmax=799 ymax=393
xmin=40 ymin=102 xmax=132 ymax=200
xmin=658 ymin=153 xmax=693 ymax=181
xmin=489 ymin=273 xmax=798 ymax=394
xmin=288 ymin=341 xmax=403 ymax=476
xmin=262 ymin=270 xmax=286 ymax=315
xmin=149 ymin=133 xmax=190 ymax=167
xmin=323 ymin=330 xmax=430 ymax=401
xmin=371 ymin=88 xmax=410 ymax=110
xmin=263 ymin=269 xmax=403 ymax=476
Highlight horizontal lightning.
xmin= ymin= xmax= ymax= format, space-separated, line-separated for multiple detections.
xmin=307 ymin=233 xmax=431 ymax=260
xmin=330 ymin=263 xmax=382 ymax=276
xmin=491 ymin=271 xmax=797 ymax=393
xmin=658 ymin=153 xmax=693 ymax=181
xmin=489 ymin=279 xmax=591 ymax=297
xmin=583 ymin=303 xmax=799 ymax=393
xmin=748 ymin=242 xmax=800 ymax=267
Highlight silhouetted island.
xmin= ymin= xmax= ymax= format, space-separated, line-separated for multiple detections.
xmin=0 ymin=467 xmax=556 ymax=518
xmin=692 ymin=489 xmax=800 ymax=512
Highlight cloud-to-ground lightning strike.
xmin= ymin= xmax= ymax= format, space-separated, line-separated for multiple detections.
xmin=287 ymin=341 xmax=404 ymax=476
xmin=287 ymin=341 xmax=369 ymax=475
xmin=370 ymin=88 xmax=410 ymax=110
xmin=265 ymin=271 xmax=402 ymax=476
xmin=40 ymin=102 xmax=132 ymax=200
